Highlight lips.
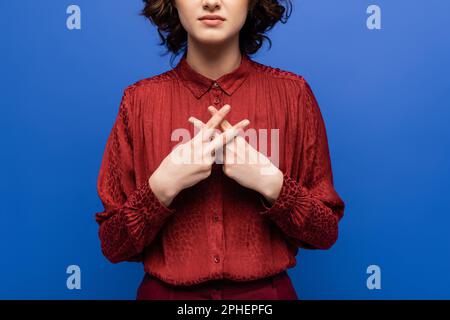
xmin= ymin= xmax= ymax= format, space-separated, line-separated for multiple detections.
xmin=199 ymin=15 xmax=225 ymax=21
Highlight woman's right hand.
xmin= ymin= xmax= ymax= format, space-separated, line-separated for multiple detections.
xmin=148 ymin=104 xmax=250 ymax=207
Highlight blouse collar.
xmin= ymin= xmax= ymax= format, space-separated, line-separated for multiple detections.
xmin=174 ymin=52 xmax=252 ymax=99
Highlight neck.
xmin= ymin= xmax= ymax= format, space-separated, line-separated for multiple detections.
xmin=184 ymin=35 xmax=242 ymax=81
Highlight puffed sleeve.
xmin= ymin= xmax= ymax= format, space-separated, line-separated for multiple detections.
xmin=94 ymin=87 xmax=176 ymax=263
xmin=259 ymin=78 xmax=345 ymax=249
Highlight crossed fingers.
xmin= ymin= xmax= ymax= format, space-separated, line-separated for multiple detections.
xmin=188 ymin=105 xmax=249 ymax=156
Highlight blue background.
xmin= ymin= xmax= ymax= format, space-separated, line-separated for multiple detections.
xmin=1 ymin=0 xmax=449 ymax=299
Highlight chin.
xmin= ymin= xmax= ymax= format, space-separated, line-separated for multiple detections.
xmin=194 ymin=33 xmax=231 ymax=45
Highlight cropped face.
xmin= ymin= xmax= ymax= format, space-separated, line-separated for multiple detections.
xmin=174 ymin=0 xmax=250 ymax=45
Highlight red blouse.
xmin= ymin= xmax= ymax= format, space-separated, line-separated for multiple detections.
xmin=94 ymin=53 xmax=345 ymax=286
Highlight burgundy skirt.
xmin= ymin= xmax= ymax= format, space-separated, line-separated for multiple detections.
xmin=136 ymin=271 xmax=298 ymax=300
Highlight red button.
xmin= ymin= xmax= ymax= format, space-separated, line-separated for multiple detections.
xmin=213 ymin=255 xmax=220 ymax=263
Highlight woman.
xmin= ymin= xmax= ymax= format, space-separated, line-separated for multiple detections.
xmin=95 ymin=0 xmax=345 ymax=300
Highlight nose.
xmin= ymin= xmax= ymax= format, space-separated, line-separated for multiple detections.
xmin=202 ymin=0 xmax=221 ymax=11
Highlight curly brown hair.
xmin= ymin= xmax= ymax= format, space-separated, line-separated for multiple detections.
xmin=141 ymin=0 xmax=292 ymax=62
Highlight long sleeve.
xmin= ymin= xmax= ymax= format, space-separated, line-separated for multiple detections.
xmin=94 ymin=87 xmax=176 ymax=263
xmin=259 ymin=78 xmax=345 ymax=250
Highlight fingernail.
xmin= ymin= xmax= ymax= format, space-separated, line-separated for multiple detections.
xmin=223 ymin=104 xmax=230 ymax=111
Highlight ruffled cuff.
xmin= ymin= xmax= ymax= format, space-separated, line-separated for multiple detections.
xmin=258 ymin=172 xmax=313 ymax=233
xmin=122 ymin=180 xmax=176 ymax=249
xmin=124 ymin=180 xmax=175 ymax=213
